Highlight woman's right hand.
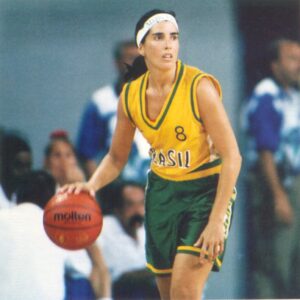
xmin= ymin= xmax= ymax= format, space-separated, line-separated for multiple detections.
xmin=59 ymin=181 xmax=95 ymax=197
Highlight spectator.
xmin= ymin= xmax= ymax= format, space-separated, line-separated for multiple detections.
xmin=44 ymin=130 xmax=111 ymax=300
xmin=97 ymin=181 xmax=159 ymax=300
xmin=0 ymin=131 xmax=32 ymax=209
xmin=0 ymin=170 xmax=68 ymax=300
xmin=76 ymin=40 xmax=150 ymax=183
xmin=44 ymin=130 xmax=85 ymax=186
xmin=244 ymin=38 xmax=300 ymax=298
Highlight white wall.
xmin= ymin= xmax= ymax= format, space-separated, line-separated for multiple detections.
xmin=0 ymin=0 xmax=245 ymax=298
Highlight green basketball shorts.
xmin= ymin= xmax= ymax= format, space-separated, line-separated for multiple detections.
xmin=144 ymin=171 xmax=236 ymax=276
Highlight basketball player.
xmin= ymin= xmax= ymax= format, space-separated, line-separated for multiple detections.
xmin=61 ymin=9 xmax=241 ymax=299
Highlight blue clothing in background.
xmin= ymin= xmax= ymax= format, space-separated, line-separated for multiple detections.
xmin=77 ymin=85 xmax=150 ymax=183
xmin=244 ymin=77 xmax=300 ymax=184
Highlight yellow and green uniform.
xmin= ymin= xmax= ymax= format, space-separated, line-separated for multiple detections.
xmin=121 ymin=60 xmax=222 ymax=181
xmin=120 ymin=60 xmax=236 ymax=275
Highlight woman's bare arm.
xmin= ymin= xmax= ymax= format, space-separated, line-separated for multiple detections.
xmin=193 ymin=77 xmax=242 ymax=260
xmin=60 ymin=97 xmax=136 ymax=195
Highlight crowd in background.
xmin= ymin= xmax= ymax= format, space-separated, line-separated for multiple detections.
xmin=1 ymin=36 xmax=300 ymax=299
xmin=243 ymin=38 xmax=300 ymax=298
xmin=0 ymin=41 xmax=155 ymax=300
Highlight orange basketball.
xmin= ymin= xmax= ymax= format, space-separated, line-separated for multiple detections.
xmin=43 ymin=191 xmax=102 ymax=250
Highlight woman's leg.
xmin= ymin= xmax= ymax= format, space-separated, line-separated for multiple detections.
xmin=170 ymin=253 xmax=213 ymax=300
xmin=156 ymin=275 xmax=172 ymax=300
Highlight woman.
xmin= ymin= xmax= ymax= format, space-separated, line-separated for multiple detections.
xmin=44 ymin=131 xmax=112 ymax=300
xmin=44 ymin=130 xmax=86 ymax=187
xmin=62 ymin=9 xmax=241 ymax=300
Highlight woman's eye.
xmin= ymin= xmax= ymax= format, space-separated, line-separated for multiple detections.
xmin=153 ymin=34 xmax=163 ymax=40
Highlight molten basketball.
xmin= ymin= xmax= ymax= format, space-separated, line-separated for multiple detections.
xmin=43 ymin=191 xmax=102 ymax=250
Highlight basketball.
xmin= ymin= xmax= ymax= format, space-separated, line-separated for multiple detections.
xmin=43 ymin=191 xmax=103 ymax=250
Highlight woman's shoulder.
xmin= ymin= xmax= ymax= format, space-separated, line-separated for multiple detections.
xmin=181 ymin=62 xmax=221 ymax=96
xmin=183 ymin=61 xmax=203 ymax=73
xmin=182 ymin=62 xmax=212 ymax=81
xmin=182 ymin=61 xmax=218 ymax=81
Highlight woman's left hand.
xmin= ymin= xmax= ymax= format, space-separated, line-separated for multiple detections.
xmin=193 ymin=220 xmax=225 ymax=264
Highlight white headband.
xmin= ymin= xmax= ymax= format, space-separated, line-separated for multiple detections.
xmin=136 ymin=13 xmax=179 ymax=47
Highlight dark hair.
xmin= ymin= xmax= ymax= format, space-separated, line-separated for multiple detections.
xmin=116 ymin=180 xmax=144 ymax=210
xmin=113 ymin=40 xmax=136 ymax=61
xmin=1 ymin=131 xmax=31 ymax=181
xmin=99 ymin=180 xmax=144 ymax=214
xmin=124 ymin=9 xmax=177 ymax=81
xmin=267 ymin=38 xmax=300 ymax=65
xmin=16 ymin=170 xmax=56 ymax=209
xmin=124 ymin=56 xmax=148 ymax=82
xmin=44 ymin=130 xmax=76 ymax=158
xmin=1 ymin=131 xmax=31 ymax=162
xmin=134 ymin=9 xmax=177 ymax=46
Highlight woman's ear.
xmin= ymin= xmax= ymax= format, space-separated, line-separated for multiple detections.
xmin=138 ymin=45 xmax=145 ymax=56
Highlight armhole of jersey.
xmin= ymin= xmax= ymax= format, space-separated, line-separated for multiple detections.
xmin=190 ymin=73 xmax=222 ymax=123
xmin=121 ymin=82 xmax=136 ymax=127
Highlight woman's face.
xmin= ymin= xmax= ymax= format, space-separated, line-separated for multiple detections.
xmin=45 ymin=140 xmax=77 ymax=185
xmin=139 ymin=20 xmax=179 ymax=71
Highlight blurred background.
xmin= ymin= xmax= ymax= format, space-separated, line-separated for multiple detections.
xmin=1 ymin=0 xmax=300 ymax=298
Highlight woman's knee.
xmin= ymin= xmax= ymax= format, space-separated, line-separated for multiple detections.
xmin=170 ymin=254 xmax=212 ymax=299
xmin=170 ymin=284 xmax=203 ymax=300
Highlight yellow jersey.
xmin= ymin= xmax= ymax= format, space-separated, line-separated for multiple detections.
xmin=121 ymin=60 xmax=222 ymax=181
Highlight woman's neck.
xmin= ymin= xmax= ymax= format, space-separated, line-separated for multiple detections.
xmin=147 ymin=63 xmax=177 ymax=92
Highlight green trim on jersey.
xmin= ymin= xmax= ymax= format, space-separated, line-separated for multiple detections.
xmin=139 ymin=63 xmax=185 ymax=130
xmin=124 ymin=82 xmax=134 ymax=124
xmin=190 ymin=73 xmax=203 ymax=124
xmin=188 ymin=158 xmax=222 ymax=174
